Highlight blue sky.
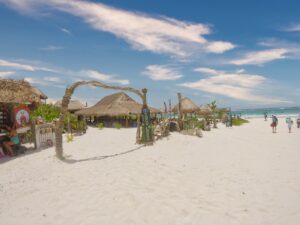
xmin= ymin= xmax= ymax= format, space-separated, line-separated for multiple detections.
xmin=0 ymin=0 xmax=299 ymax=109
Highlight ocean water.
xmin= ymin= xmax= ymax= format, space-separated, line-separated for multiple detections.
xmin=232 ymin=107 xmax=300 ymax=118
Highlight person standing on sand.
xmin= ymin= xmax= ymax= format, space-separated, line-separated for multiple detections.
xmin=271 ymin=115 xmax=278 ymax=133
xmin=264 ymin=112 xmax=268 ymax=121
xmin=297 ymin=115 xmax=300 ymax=128
xmin=286 ymin=117 xmax=294 ymax=133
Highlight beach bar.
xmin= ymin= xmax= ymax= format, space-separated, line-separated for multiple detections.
xmin=75 ymin=92 xmax=160 ymax=128
xmin=0 ymin=79 xmax=47 ymax=157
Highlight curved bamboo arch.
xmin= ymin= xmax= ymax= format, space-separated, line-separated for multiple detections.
xmin=55 ymin=80 xmax=151 ymax=159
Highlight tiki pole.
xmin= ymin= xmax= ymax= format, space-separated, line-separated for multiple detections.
xmin=177 ymin=93 xmax=183 ymax=130
xmin=141 ymin=88 xmax=153 ymax=144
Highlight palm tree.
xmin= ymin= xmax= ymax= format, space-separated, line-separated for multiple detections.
xmin=208 ymin=100 xmax=218 ymax=128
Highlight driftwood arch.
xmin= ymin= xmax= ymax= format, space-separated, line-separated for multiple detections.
xmin=55 ymin=80 xmax=153 ymax=159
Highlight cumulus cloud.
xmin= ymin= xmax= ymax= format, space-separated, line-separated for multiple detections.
xmin=143 ymin=65 xmax=182 ymax=81
xmin=80 ymin=70 xmax=129 ymax=85
xmin=1 ymin=0 xmax=235 ymax=57
xmin=180 ymin=67 xmax=290 ymax=104
xmin=229 ymin=48 xmax=289 ymax=65
xmin=0 ymin=71 xmax=15 ymax=77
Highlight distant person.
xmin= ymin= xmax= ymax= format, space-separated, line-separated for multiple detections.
xmin=264 ymin=112 xmax=268 ymax=121
xmin=286 ymin=117 xmax=294 ymax=133
xmin=271 ymin=115 xmax=278 ymax=133
xmin=297 ymin=115 xmax=300 ymax=128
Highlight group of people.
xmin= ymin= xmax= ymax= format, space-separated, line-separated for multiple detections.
xmin=265 ymin=113 xmax=300 ymax=133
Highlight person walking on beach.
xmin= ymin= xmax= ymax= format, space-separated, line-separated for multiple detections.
xmin=297 ymin=115 xmax=300 ymax=128
xmin=271 ymin=115 xmax=278 ymax=133
xmin=264 ymin=112 xmax=268 ymax=121
xmin=286 ymin=117 xmax=294 ymax=133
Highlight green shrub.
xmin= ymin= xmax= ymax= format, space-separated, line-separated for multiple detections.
xmin=232 ymin=118 xmax=249 ymax=126
xmin=31 ymin=104 xmax=60 ymax=122
xmin=97 ymin=122 xmax=104 ymax=129
xmin=114 ymin=122 xmax=122 ymax=129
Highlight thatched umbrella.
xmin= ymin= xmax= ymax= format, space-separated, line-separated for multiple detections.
xmin=0 ymin=79 xmax=41 ymax=103
xmin=172 ymin=97 xmax=200 ymax=114
xmin=199 ymin=105 xmax=212 ymax=115
xmin=75 ymin=92 xmax=159 ymax=116
xmin=55 ymin=100 xmax=85 ymax=113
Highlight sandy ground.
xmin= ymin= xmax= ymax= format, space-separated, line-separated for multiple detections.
xmin=0 ymin=118 xmax=300 ymax=225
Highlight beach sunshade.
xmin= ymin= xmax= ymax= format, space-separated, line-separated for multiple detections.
xmin=0 ymin=79 xmax=42 ymax=104
xmin=199 ymin=105 xmax=212 ymax=114
xmin=172 ymin=97 xmax=200 ymax=114
xmin=75 ymin=92 xmax=159 ymax=116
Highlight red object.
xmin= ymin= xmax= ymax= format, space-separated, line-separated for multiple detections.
xmin=13 ymin=106 xmax=30 ymax=128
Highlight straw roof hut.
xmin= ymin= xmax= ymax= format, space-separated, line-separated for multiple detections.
xmin=0 ymin=79 xmax=42 ymax=104
xmin=75 ymin=92 xmax=159 ymax=117
xmin=55 ymin=100 xmax=86 ymax=113
xmin=172 ymin=97 xmax=200 ymax=114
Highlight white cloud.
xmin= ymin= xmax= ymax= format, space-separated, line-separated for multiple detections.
xmin=2 ymin=0 xmax=235 ymax=57
xmin=43 ymin=76 xmax=63 ymax=83
xmin=284 ymin=23 xmax=300 ymax=32
xmin=180 ymin=67 xmax=290 ymax=104
xmin=0 ymin=58 xmax=55 ymax=72
xmin=193 ymin=67 xmax=220 ymax=75
xmin=61 ymin=27 xmax=71 ymax=35
xmin=143 ymin=65 xmax=182 ymax=81
xmin=0 ymin=59 xmax=35 ymax=71
xmin=229 ymin=48 xmax=288 ymax=65
xmin=25 ymin=76 xmax=65 ymax=88
xmin=0 ymin=71 xmax=15 ymax=77
xmin=80 ymin=70 xmax=129 ymax=85
xmin=206 ymin=41 xmax=235 ymax=54
xmin=40 ymin=45 xmax=64 ymax=51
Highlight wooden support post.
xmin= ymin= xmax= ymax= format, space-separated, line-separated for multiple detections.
xmin=177 ymin=93 xmax=183 ymax=130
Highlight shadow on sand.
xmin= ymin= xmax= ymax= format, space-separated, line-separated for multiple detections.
xmin=0 ymin=146 xmax=43 ymax=165
xmin=62 ymin=145 xmax=146 ymax=164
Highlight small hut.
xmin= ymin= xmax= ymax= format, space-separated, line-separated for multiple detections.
xmin=172 ymin=96 xmax=200 ymax=114
xmin=0 ymin=79 xmax=45 ymax=145
xmin=0 ymin=79 xmax=42 ymax=104
xmin=55 ymin=100 xmax=86 ymax=113
xmin=75 ymin=92 xmax=159 ymax=127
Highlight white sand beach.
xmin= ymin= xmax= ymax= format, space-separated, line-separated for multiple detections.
xmin=1 ymin=118 xmax=300 ymax=225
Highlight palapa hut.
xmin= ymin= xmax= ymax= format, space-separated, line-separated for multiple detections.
xmin=55 ymin=100 xmax=86 ymax=113
xmin=0 ymin=79 xmax=43 ymax=104
xmin=75 ymin=92 xmax=159 ymax=128
xmin=172 ymin=96 xmax=200 ymax=114
xmin=0 ymin=79 xmax=45 ymax=137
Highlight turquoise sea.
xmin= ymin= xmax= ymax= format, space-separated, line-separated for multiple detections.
xmin=232 ymin=107 xmax=300 ymax=118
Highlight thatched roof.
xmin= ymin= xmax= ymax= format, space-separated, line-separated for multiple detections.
xmin=0 ymin=79 xmax=41 ymax=104
xmin=172 ymin=97 xmax=200 ymax=113
xmin=32 ymin=87 xmax=48 ymax=100
xmin=199 ymin=105 xmax=212 ymax=114
xmin=55 ymin=100 xmax=86 ymax=112
xmin=75 ymin=92 xmax=159 ymax=116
